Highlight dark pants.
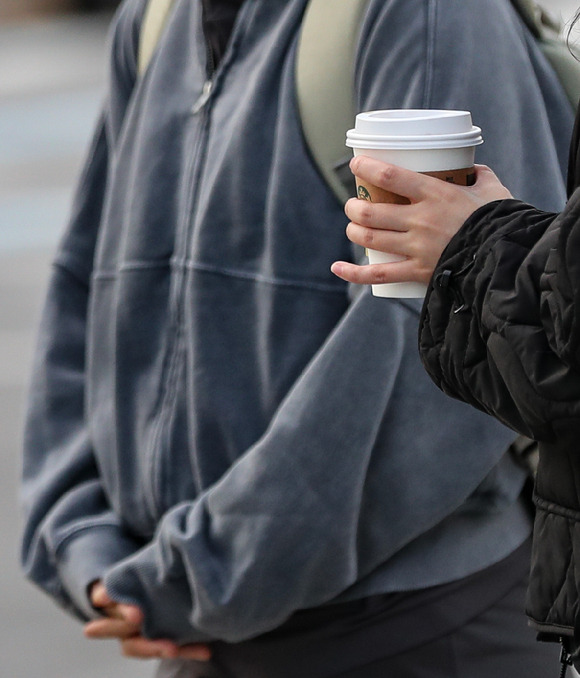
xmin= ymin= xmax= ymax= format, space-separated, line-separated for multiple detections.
xmin=156 ymin=543 xmax=560 ymax=678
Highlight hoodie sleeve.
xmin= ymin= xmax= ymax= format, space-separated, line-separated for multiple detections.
xmin=103 ymin=291 xmax=520 ymax=644
xmin=20 ymin=0 xmax=146 ymax=620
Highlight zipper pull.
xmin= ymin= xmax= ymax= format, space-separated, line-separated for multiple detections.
xmin=192 ymin=80 xmax=213 ymax=115
xmin=559 ymin=642 xmax=573 ymax=678
xmin=434 ymin=269 xmax=465 ymax=313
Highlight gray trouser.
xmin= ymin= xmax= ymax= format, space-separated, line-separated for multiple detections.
xmin=155 ymin=576 xmax=560 ymax=678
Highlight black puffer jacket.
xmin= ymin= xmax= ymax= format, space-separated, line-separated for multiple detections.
xmin=419 ymin=110 xmax=580 ymax=654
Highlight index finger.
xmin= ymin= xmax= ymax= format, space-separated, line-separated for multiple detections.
xmin=349 ymin=156 xmax=440 ymax=202
xmin=84 ymin=615 xmax=142 ymax=639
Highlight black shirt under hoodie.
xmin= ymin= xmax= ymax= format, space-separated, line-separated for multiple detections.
xmin=201 ymin=0 xmax=245 ymax=72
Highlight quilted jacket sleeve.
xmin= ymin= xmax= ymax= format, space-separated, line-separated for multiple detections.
xmin=419 ymin=191 xmax=580 ymax=443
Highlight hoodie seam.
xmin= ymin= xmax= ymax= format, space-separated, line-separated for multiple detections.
xmin=92 ymin=260 xmax=347 ymax=294
xmin=186 ymin=261 xmax=347 ymax=294
xmin=423 ymin=0 xmax=437 ymax=107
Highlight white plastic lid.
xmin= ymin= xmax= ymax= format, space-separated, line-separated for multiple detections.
xmin=346 ymin=109 xmax=483 ymax=150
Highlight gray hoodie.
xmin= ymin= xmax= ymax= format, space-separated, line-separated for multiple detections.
xmin=21 ymin=0 xmax=574 ymax=644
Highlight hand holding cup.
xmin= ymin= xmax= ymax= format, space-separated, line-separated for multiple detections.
xmin=331 ymin=158 xmax=512 ymax=287
xmin=340 ymin=109 xmax=486 ymax=297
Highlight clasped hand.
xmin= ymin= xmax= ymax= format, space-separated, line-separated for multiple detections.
xmin=84 ymin=582 xmax=211 ymax=662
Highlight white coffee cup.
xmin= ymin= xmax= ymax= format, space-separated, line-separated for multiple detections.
xmin=346 ymin=109 xmax=483 ymax=298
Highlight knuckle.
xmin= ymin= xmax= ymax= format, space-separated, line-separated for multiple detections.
xmin=361 ymin=228 xmax=375 ymax=248
xmin=344 ymin=266 xmax=361 ymax=283
xmin=354 ymin=202 xmax=374 ymax=223
xmin=373 ymin=270 xmax=389 ymax=284
xmin=344 ymin=265 xmax=365 ymax=284
xmin=362 ymin=202 xmax=375 ymax=220
xmin=377 ymin=165 xmax=396 ymax=186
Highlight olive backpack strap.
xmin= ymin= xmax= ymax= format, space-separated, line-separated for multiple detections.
xmin=138 ymin=0 xmax=176 ymax=76
xmin=295 ymin=0 xmax=371 ymax=205
xmin=510 ymin=0 xmax=580 ymax=110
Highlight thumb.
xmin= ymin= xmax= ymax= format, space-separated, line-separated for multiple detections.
xmin=471 ymin=165 xmax=512 ymax=200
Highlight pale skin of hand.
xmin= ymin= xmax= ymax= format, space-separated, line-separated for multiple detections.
xmin=331 ymin=156 xmax=512 ymax=286
xmin=84 ymin=581 xmax=212 ymax=662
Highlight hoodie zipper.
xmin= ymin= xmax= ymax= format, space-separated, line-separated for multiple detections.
xmin=146 ymin=1 xmax=253 ymax=521
xmin=192 ymin=16 xmax=217 ymax=114
xmin=145 ymin=12 xmax=218 ymax=522
xmin=192 ymin=80 xmax=214 ymax=114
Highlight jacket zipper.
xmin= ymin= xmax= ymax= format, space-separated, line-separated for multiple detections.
xmin=434 ymin=255 xmax=477 ymax=313
xmin=434 ymin=268 xmax=466 ymax=313
xmin=559 ymin=641 xmax=574 ymax=678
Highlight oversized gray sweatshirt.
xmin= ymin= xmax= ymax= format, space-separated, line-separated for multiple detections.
xmin=21 ymin=0 xmax=574 ymax=644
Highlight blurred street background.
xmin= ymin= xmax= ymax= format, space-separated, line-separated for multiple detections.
xmin=1 ymin=1 xmax=579 ymax=677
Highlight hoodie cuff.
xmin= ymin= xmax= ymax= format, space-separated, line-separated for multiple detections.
xmin=57 ymin=526 xmax=141 ymax=620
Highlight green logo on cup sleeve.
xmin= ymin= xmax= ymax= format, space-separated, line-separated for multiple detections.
xmin=357 ymin=185 xmax=372 ymax=201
